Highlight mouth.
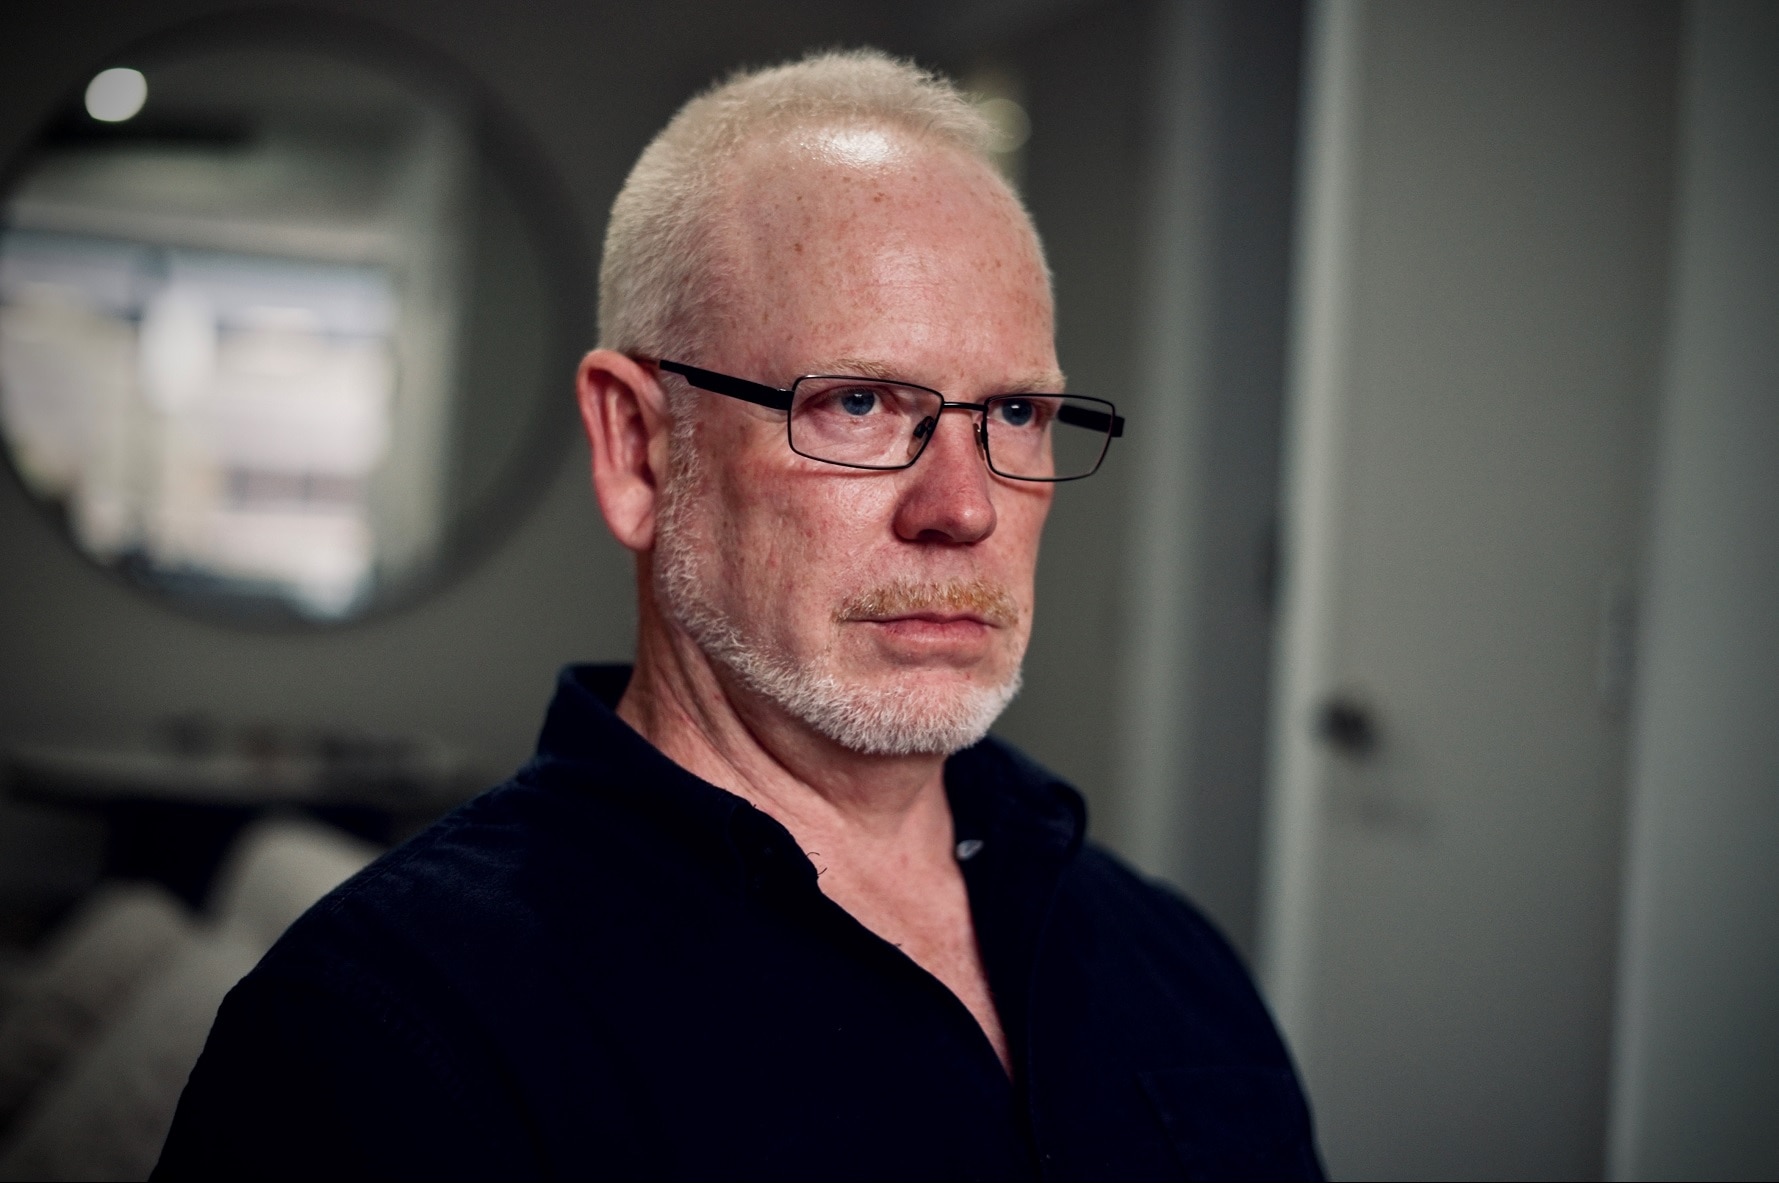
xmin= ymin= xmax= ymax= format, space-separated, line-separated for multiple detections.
xmin=851 ymin=614 xmax=996 ymax=657
xmin=835 ymin=579 xmax=1020 ymax=631
xmin=854 ymin=610 xmax=996 ymax=627
xmin=832 ymin=580 xmax=1021 ymax=664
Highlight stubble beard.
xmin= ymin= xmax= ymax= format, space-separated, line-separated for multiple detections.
xmin=651 ymin=421 xmax=1024 ymax=758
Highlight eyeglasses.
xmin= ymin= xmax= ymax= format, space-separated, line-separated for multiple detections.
xmin=647 ymin=358 xmax=1124 ymax=482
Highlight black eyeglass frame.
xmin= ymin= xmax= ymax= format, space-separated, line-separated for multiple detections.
xmin=646 ymin=358 xmax=1125 ymax=483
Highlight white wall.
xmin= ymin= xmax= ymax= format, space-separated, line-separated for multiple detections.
xmin=1259 ymin=1 xmax=1679 ymax=1177
xmin=1109 ymin=0 xmax=1303 ymax=961
xmin=1607 ymin=4 xmax=1779 ymax=1178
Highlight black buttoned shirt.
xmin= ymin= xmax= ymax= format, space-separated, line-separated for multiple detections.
xmin=155 ymin=665 xmax=1321 ymax=1180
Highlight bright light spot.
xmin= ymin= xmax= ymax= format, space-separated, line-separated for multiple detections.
xmin=812 ymin=126 xmax=903 ymax=168
xmin=977 ymin=97 xmax=1031 ymax=156
xmin=84 ymin=68 xmax=147 ymax=123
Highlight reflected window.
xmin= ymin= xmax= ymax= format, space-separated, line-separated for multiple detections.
xmin=2 ymin=237 xmax=398 ymax=616
xmin=0 ymin=37 xmax=563 ymax=625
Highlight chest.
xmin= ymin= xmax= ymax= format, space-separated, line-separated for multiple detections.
xmin=445 ymin=833 xmax=1314 ymax=1181
xmin=505 ymin=885 xmax=1025 ymax=1179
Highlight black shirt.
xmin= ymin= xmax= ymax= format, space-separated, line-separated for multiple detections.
xmin=155 ymin=665 xmax=1321 ymax=1181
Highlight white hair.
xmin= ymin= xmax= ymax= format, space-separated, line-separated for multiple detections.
xmin=597 ymin=47 xmax=1015 ymax=363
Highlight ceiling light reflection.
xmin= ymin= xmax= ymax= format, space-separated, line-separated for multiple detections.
xmin=85 ymin=68 xmax=148 ymax=123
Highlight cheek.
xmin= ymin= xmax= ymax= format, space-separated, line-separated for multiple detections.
xmin=757 ymin=477 xmax=898 ymax=585
xmin=709 ymin=454 xmax=899 ymax=618
xmin=999 ymin=485 xmax=1053 ymax=588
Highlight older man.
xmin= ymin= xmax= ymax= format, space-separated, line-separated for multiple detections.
xmin=155 ymin=51 xmax=1319 ymax=1181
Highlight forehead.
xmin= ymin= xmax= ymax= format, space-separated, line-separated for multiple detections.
xmin=707 ymin=125 xmax=1056 ymax=384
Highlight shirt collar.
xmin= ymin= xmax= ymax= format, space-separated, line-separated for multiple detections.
xmin=527 ymin=663 xmax=1085 ymax=884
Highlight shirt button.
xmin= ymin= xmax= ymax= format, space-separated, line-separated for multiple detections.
xmin=955 ymin=838 xmax=984 ymax=861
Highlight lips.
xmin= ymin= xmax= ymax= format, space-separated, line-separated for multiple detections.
xmin=868 ymin=610 xmax=992 ymax=625
xmin=856 ymin=615 xmax=995 ymax=654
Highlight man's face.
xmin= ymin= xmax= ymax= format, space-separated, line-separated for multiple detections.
xmin=654 ymin=125 xmax=1058 ymax=755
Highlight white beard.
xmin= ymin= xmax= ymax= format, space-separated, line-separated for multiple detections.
xmin=651 ymin=429 xmax=1022 ymax=757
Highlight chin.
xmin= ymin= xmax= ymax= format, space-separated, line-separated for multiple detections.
xmin=721 ymin=632 xmax=1024 ymax=757
xmin=791 ymin=662 xmax=1026 ymax=757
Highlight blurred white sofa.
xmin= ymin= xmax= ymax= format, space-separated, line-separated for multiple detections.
xmin=0 ymin=817 xmax=378 ymax=1182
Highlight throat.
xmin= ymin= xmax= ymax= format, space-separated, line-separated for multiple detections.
xmin=814 ymin=847 xmax=1012 ymax=1077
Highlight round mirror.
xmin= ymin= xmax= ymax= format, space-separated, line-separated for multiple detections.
xmin=0 ymin=19 xmax=587 ymax=624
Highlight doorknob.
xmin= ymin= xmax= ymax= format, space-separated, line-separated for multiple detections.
xmin=1317 ymin=697 xmax=1379 ymax=757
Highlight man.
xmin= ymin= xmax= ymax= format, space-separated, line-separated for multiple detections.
xmin=156 ymin=50 xmax=1320 ymax=1180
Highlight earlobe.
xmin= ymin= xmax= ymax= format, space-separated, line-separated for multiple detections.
xmin=577 ymin=350 xmax=670 ymax=553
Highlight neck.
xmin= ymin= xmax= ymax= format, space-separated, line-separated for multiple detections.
xmin=618 ymin=566 xmax=1012 ymax=1075
xmin=617 ymin=570 xmax=952 ymax=849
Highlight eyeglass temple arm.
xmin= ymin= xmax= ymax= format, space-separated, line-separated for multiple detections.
xmin=656 ymin=359 xmax=1125 ymax=437
xmin=1056 ymin=403 xmax=1125 ymax=438
xmin=656 ymin=360 xmax=794 ymax=412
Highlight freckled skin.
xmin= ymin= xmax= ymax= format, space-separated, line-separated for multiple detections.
xmin=577 ymin=125 xmax=1060 ymax=1074
xmin=694 ymin=130 xmax=1058 ymax=702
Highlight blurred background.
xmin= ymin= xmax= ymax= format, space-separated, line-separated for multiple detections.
xmin=0 ymin=0 xmax=1772 ymax=1179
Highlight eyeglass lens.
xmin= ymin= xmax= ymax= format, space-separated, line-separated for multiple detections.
xmin=788 ymin=377 xmax=1113 ymax=479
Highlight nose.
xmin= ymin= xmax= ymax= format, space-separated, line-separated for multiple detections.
xmin=891 ymin=406 xmax=997 ymax=545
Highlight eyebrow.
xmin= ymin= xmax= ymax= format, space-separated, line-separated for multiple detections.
xmin=807 ymin=356 xmax=1070 ymax=393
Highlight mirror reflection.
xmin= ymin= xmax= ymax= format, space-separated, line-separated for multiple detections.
xmin=0 ymin=38 xmax=569 ymax=623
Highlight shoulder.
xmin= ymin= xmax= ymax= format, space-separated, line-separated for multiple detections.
xmin=157 ymin=775 xmax=649 ymax=1177
xmin=959 ymin=739 xmax=1320 ymax=1173
xmin=1049 ymin=840 xmax=1298 ymax=1075
xmin=1073 ymin=844 xmax=1269 ymax=1003
xmin=961 ymin=736 xmax=1256 ymax=985
xmin=1067 ymin=842 xmax=1246 ymax=970
xmin=205 ymin=777 xmax=580 ymax=1070
xmin=257 ymin=763 xmax=665 ymax=980
xmin=270 ymin=777 xmax=561 ymax=965
xmin=241 ymin=751 xmax=755 ymax=1037
xmin=961 ymin=736 xmax=1288 ymax=1061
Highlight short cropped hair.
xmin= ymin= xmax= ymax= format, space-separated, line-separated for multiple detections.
xmin=598 ymin=49 xmax=1017 ymax=363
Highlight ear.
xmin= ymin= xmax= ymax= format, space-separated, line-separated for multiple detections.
xmin=577 ymin=350 xmax=674 ymax=552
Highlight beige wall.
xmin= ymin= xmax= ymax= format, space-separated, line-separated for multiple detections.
xmin=1608 ymin=4 xmax=1779 ymax=1177
xmin=1260 ymin=1 xmax=1680 ymax=1177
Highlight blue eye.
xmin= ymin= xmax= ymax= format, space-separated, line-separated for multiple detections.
xmin=839 ymin=389 xmax=878 ymax=416
xmin=997 ymin=399 xmax=1037 ymax=428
